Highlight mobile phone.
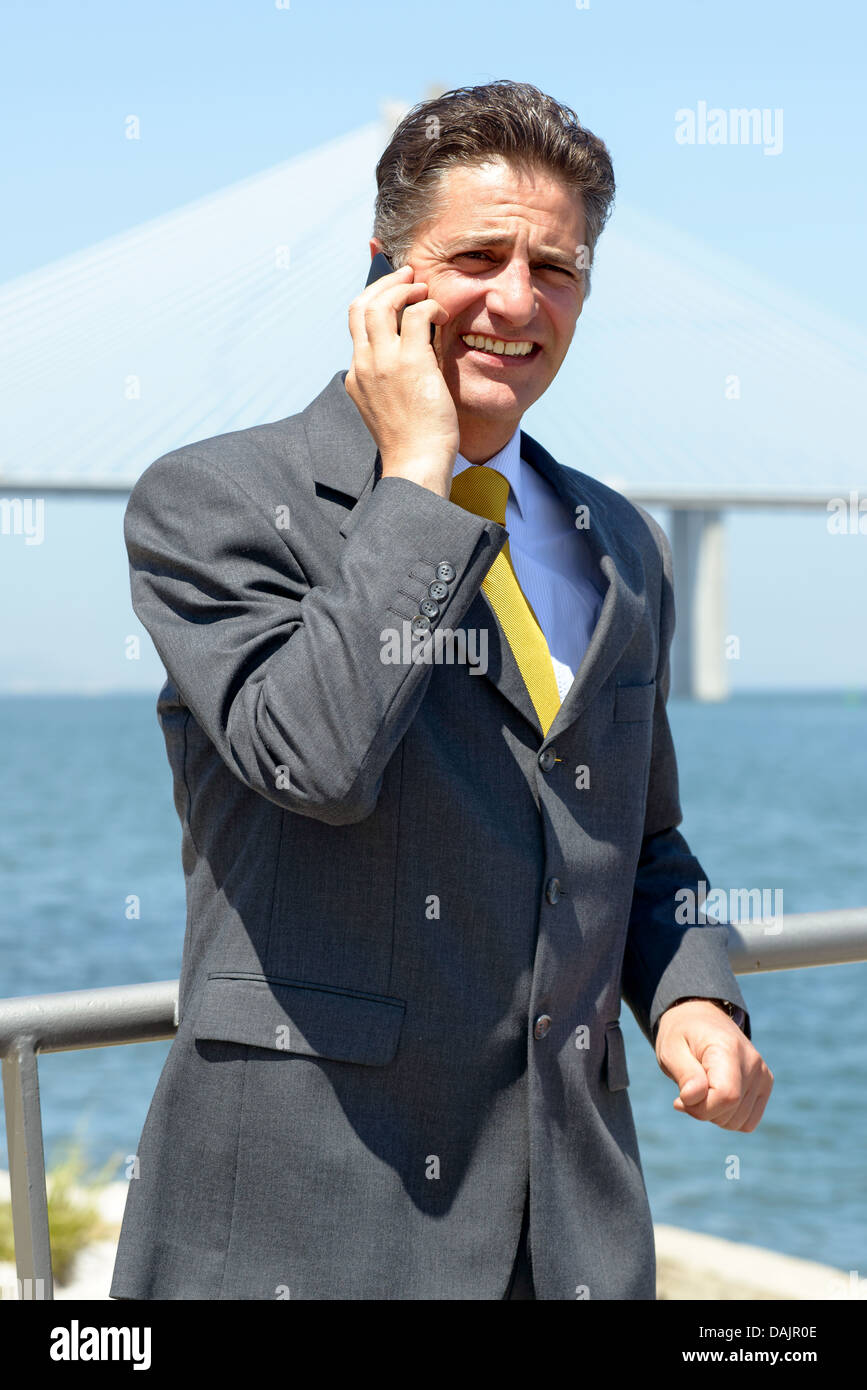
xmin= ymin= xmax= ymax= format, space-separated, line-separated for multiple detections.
xmin=365 ymin=252 xmax=436 ymax=344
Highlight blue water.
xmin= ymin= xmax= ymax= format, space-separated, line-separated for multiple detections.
xmin=1 ymin=692 xmax=865 ymax=1271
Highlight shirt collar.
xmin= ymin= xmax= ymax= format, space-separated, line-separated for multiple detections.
xmin=451 ymin=425 xmax=526 ymax=518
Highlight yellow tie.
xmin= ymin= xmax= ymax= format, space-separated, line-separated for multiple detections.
xmin=449 ymin=465 xmax=561 ymax=735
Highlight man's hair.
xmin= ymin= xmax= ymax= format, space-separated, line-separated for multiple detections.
xmin=373 ymin=80 xmax=616 ymax=295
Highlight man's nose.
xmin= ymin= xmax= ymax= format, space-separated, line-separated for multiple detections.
xmin=484 ymin=261 xmax=536 ymax=325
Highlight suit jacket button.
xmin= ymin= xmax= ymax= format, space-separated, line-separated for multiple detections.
xmin=545 ymin=877 xmax=561 ymax=904
xmin=411 ymin=614 xmax=431 ymax=635
xmin=538 ymin=748 xmax=556 ymax=771
xmin=436 ymin=562 xmax=456 ymax=582
xmin=534 ymin=1015 xmax=552 ymax=1039
xmin=419 ymin=598 xmax=440 ymax=619
xmin=428 ymin=580 xmax=449 ymax=601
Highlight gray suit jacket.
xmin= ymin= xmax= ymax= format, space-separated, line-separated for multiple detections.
xmin=110 ymin=368 xmax=749 ymax=1301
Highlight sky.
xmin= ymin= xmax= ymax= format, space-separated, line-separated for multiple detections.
xmin=1 ymin=0 xmax=865 ymax=692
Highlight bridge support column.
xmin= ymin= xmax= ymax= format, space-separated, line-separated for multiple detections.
xmin=670 ymin=508 xmax=728 ymax=701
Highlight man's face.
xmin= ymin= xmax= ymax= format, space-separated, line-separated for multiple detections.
xmin=374 ymin=158 xmax=588 ymax=460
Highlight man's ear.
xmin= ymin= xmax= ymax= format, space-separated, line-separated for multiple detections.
xmin=369 ymin=237 xmax=385 ymax=261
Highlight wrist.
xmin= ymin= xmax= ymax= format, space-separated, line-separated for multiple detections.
xmin=665 ymin=996 xmax=746 ymax=1029
xmin=380 ymin=452 xmax=456 ymax=487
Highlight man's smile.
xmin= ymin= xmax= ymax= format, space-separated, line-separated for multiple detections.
xmin=457 ymin=333 xmax=542 ymax=360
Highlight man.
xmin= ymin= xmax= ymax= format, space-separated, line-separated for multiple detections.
xmin=110 ymin=80 xmax=772 ymax=1302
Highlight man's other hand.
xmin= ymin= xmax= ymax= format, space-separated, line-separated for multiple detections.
xmin=655 ymin=999 xmax=774 ymax=1132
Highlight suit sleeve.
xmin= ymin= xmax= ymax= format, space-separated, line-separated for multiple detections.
xmin=125 ymin=449 xmax=506 ymax=825
xmin=620 ymin=521 xmax=751 ymax=1047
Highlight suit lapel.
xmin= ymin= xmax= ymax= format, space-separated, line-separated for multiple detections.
xmin=299 ymin=369 xmax=380 ymax=537
xmin=301 ymin=371 xmax=646 ymax=741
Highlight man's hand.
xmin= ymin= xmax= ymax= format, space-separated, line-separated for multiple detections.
xmin=655 ymin=999 xmax=774 ymax=1131
xmin=344 ymin=262 xmax=459 ymax=498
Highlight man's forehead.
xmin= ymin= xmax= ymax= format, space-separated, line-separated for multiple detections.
xmin=426 ymin=162 xmax=585 ymax=238
xmin=439 ymin=229 xmax=578 ymax=252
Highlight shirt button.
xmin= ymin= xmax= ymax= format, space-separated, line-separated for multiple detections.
xmin=436 ymin=562 xmax=456 ymax=583
xmin=545 ymin=877 xmax=561 ymax=904
xmin=411 ymin=614 xmax=431 ymax=635
xmin=428 ymin=580 xmax=449 ymax=601
xmin=419 ymin=598 xmax=440 ymax=619
xmin=538 ymin=748 xmax=556 ymax=772
xmin=534 ymin=1015 xmax=552 ymax=1039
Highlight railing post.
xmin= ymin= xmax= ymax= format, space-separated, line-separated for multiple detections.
xmin=2 ymin=1038 xmax=53 ymax=1299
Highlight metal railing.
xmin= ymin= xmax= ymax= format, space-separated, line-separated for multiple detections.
xmin=1 ymin=981 xmax=178 ymax=1300
xmin=2 ymin=908 xmax=866 ymax=1299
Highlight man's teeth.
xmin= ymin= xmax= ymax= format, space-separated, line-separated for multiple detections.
xmin=460 ymin=335 xmax=535 ymax=356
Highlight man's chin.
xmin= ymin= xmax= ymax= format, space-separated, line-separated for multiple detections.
xmin=448 ymin=365 xmax=528 ymax=405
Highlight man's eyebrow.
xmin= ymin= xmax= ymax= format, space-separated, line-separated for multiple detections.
xmin=443 ymin=233 xmax=579 ymax=269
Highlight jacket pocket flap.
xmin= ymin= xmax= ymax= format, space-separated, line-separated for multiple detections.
xmin=614 ymin=680 xmax=656 ymax=722
xmin=193 ymin=973 xmax=406 ymax=1067
xmin=604 ymin=1022 xmax=630 ymax=1091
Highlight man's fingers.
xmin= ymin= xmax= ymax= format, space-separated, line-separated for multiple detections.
xmin=361 ymin=263 xmax=414 ymax=303
xmin=718 ymin=1065 xmax=773 ymax=1131
xmin=675 ymin=1091 xmax=741 ymax=1124
xmin=738 ymin=1084 xmax=772 ymax=1132
xmin=716 ymin=1090 xmax=760 ymax=1131
xmin=358 ymin=280 xmax=430 ymax=348
xmin=675 ymin=1066 xmax=771 ymax=1128
xmin=670 ymin=1042 xmax=743 ymax=1123
xmin=675 ymin=1070 xmax=708 ymax=1106
xmin=398 ymin=297 xmax=449 ymax=348
xmin=662 ymin=1036 xmax=709 ymax=1109
xmin=347 ymin=266 xmax=414 ymax=346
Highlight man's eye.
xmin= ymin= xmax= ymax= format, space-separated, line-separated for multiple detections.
xmin=455 ymin=252 xmax=574 ymax=277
